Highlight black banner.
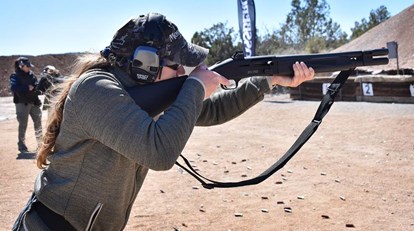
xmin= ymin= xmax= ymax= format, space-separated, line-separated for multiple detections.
xmin=237 ymin=0 xmax=256 ymax=57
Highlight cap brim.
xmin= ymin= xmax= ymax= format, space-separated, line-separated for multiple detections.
xmin=167 ymin=37 xmax=209 ymax=67
xmin=24 ymin=62 xmax=34 ymax=67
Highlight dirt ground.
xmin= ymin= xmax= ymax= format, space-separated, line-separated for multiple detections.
xmin=0 ymin=95 xmax=413 ymax=231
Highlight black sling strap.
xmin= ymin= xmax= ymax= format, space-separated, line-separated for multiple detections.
xmin=176 ymin=68 xmax=355 ymax=189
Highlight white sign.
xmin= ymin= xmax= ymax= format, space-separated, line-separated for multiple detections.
xmin=322 ymin=83 xmax=330 ymax=95
xmin=410 ymin=84 xmax=414 ymax=97
xmin=362 ymin=83 xmax=374 ymax=96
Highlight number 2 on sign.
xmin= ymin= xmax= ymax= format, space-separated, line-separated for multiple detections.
xmin=362 ymin=83 xmax=374 ymax=96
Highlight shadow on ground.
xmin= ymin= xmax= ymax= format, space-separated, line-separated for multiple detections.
xmin=16 ymin=152 xmax=36 ymax=160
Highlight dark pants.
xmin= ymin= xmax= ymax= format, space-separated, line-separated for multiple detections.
xmin=13 ymin=193 xmax=76 ymax=231
xmin=12 ymin=193 xmax=49 ymax=231
xmin=15 ymin=103 xmax=42 ymax=151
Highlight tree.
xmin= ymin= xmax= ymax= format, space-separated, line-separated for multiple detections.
xmin=190 ymin=0 xmax=353 ymax=60
xmin=191 ymin=22 xmax=238 ymax=66
xmin=278 ymin=0 xmax=347 ymax=52
xmin=350 ymin=5 xmax=391 ymax=40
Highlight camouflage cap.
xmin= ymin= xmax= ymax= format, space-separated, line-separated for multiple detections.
xmin=17 ymin=57 xmax=34 ymax=67
xmin=108 ymin=12 xmax=208 ymax=67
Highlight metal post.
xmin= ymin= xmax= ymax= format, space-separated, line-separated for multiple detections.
xmin=386 ymin=41 xmax=399 ymax=74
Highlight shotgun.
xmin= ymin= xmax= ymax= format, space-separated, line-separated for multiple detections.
xmin=126 ymin=48 xmax=389 ymax=116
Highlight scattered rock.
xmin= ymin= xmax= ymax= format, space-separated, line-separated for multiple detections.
xmin=320 ymin=172 xmax=327 ymax=176
xmin=297 ymin=195 xmax=305 ymax=200
xmin=321 ymin=214 xmax=330 ymax=219
xmin=277 ymin=201 xmax=284 ymax=204
xmin=177 ymin=168 xmax=184 ymax=174
xmin=234 ymin=213 xmax=243 ymax=217
xmin=261 ymin=209 xmax=269 ymax=213
xmin=340 ymin=196 xmax=346 ymax=201
xmin=275 ymin=181 xmax=283 ymax=184
xmin=261 ymin=196 xmax=269 ymax=200
xmin=346 ymin=223 xmax=355 ymax=228
xmin=284 ymin=207 xmax=292 ymax=213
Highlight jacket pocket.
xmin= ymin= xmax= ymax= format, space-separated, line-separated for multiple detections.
xmin=85 ymin=202 xmax=103 ymax=231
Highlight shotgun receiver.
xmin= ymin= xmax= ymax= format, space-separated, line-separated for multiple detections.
xmin=126 ymin=48 xmax=389 ymax=116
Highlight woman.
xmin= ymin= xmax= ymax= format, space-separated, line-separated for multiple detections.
xmin=13 ymin=12 xmax=314 ymax=230
xmin=9 ymin=57 xmax=43 ymax=152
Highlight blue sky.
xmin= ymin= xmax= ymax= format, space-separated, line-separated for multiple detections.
xmin=0 ymin=0 xmax=412 ymax=56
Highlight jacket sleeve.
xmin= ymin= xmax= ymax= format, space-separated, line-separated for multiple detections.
xmin=31 ymin=73 xmax=43 ymax=96
xmin=9 ymin=74 xmax=28 ymax=93
xmin=36 ymin=75 xmax=51 ymax=94
xmin=66 ymin=73 xmax=205 ymax=170
xmin=196 ymin=77 xmax=271 ymax=126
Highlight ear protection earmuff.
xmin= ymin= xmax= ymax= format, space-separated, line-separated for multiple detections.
xmin=129 ymin=46 xmax=160 ymax=82
xmin=128 ymin=13 xmax=166 ymax=83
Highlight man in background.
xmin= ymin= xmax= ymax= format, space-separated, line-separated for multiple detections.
xmin=36 ymin=65 xmax=65 ymax=114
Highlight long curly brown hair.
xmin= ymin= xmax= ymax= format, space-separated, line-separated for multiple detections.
xmin=36 ymin=53 xmax=111 ymax=169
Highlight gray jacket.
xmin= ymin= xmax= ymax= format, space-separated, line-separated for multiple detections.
xmin=34 ymin=68 xmax=271 ymax=230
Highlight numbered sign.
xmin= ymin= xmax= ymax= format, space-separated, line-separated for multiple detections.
xmin=410 ymin=84 xmax=414 ymax=97
xmin=322 ymin=83 xmax=330 ymax=95
xmin=362 ymin=83 xmax=374 ymax=96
